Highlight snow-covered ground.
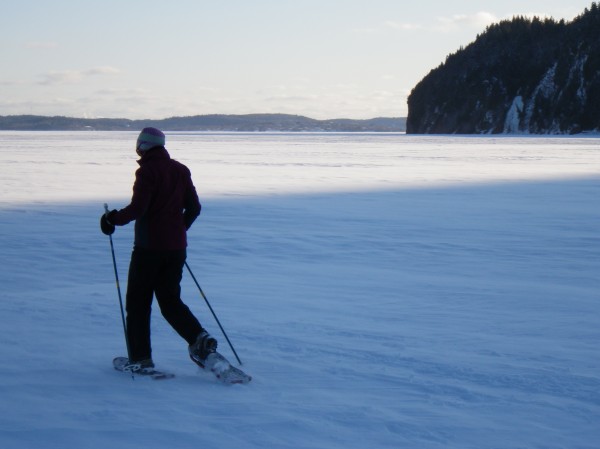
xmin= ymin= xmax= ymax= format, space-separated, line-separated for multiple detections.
xmin=0 ymin=132 xmax=599 ymax=449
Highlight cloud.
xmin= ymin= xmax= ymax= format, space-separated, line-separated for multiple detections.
xmin=84 ymin=66 xmax=120 ymax=76
xmin=0 ymin=97 xmax=77 ymax=115
xmin=248 ymin=83 xmax=411 ymax=119
xmin=25 ymin=41 xmax=58 ymax=49
xmin=38 ymin=66 xmax=120 ymax=85
xmin=434 ymin=12 xmax=498 ymax=32
xmin=384 ymin=11 xmax=498 ymax=34
xmin=385 ymin=21 xmax=423 ymax=31
xmin=264 ymin=93 xmax=319 ymax=103
xmin=0 ymin=79 xmax=28 ymax=86
xmin=39 ymin=71 xmax=82 ymax=85
xmin=352 ymin=26 xmax=382 ymax=34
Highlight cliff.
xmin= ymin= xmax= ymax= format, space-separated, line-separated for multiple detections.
xmin=407 ymin=4 xmax=600 ymax=134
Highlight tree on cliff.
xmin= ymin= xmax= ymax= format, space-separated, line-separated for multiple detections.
xmin=407 ymin=3 xmax=600 ymax=134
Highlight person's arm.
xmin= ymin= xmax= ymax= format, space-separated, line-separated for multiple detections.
xmin=108 ymin=168 xmax=153 ymax=226
xmin=183 ymin=175 xmax=201 ymax=230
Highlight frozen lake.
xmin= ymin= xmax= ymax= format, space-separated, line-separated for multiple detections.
xmin=2 ymin=131 xmax=599 ymax=203
xmin=0 ymin=132 xmax=599 ymax=449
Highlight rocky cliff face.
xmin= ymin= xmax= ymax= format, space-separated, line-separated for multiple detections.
xmin=407 ymin=5 xmax=600 ymax=134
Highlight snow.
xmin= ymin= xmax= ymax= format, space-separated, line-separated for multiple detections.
xmin=525 ymin=63 xmax=558 ymax=131
xmin=503 ymin=96 xmax=524 ymax=134
xmin=1 ymin=131 xmax=599 ymax=449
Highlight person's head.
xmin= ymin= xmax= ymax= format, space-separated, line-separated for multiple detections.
xmin=136 ymin=127 xmax=165 ymax=157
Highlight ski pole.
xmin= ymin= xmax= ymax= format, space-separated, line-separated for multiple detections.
xmin=104 ymin=203 xmax=131 ymax=361
xmin=184 ymin=261 xmax=243 ymax=365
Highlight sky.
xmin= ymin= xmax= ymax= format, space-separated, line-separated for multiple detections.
xmin=0 ymin=0 xmax=594 ymax=120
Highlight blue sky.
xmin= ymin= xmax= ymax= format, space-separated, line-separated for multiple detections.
xmin=0 ymin=0 xmax=592 ymax=119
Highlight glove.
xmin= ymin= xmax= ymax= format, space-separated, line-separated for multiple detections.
xmin=100 ymin=210 xmax=116 ymax=235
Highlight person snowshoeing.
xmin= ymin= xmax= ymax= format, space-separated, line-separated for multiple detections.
xmin=100 ymin=127 xmax=217 ymax=371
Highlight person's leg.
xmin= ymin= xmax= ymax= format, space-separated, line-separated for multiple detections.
xmin=154 ymin=250 xmax=204 ymax=345
xmin=125 ymin=248 xmax=157 ymax=361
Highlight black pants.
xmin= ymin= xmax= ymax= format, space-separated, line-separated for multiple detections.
xmin=125 ymin=247 xmax=203 ymax=361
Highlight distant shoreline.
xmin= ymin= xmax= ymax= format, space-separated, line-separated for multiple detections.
xmin=0 ymin=113 xmax=407 ymax=133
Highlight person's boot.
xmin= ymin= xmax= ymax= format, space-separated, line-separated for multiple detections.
xmin=123 ymin=358 xmax=155 ymax=373
xmin=188 ymin=331 xmax=218 ymax=368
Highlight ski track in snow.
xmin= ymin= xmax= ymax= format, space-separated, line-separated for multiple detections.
xmin=0 ymin=132 xmax=599 ymax=449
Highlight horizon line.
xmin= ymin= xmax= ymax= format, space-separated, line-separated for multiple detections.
xmin=0 ymin=112 xmax=407 ymax=122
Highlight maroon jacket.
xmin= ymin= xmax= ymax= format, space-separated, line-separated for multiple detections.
xmin=109 ymin=147 xmax=201 ymax=250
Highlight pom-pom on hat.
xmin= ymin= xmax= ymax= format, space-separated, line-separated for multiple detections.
xmin=136 ymin=127 xmax=166 ymax=153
